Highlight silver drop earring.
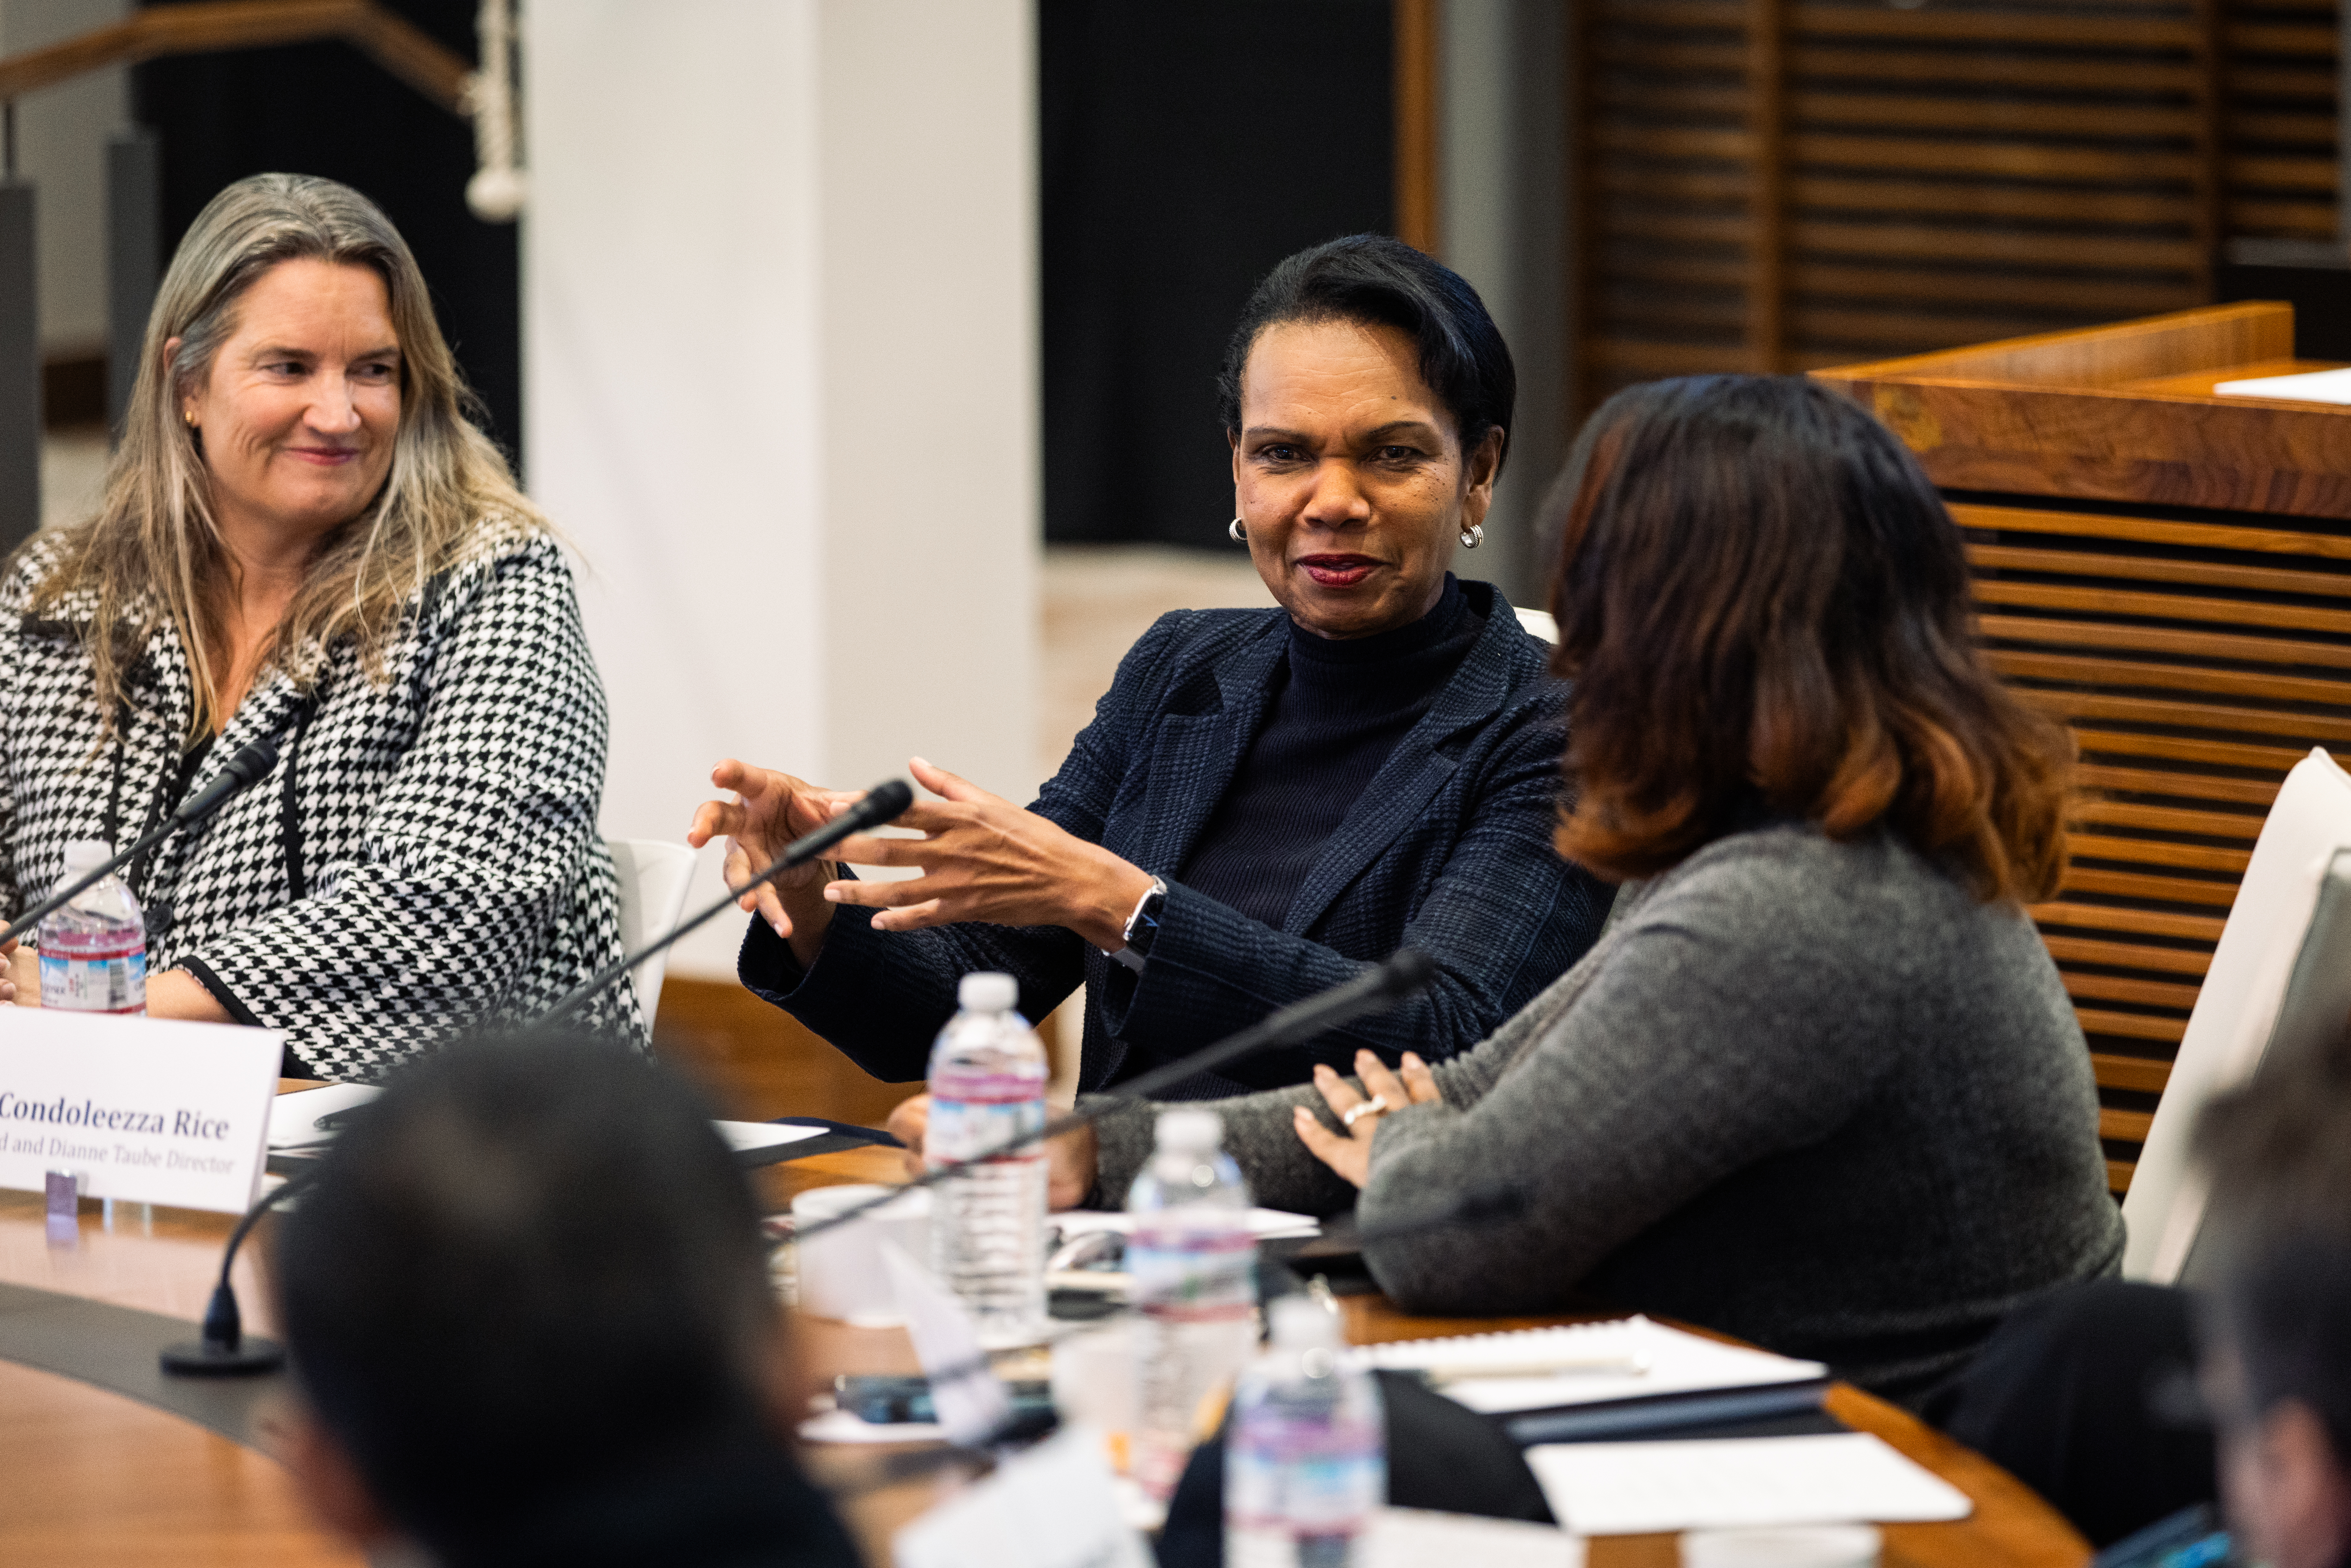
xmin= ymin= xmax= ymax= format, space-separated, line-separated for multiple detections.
xmin=1459 ymin=523 xmax=1483 ymax=549
xmin=1229 ymin=517 xmax=1247 ymax=542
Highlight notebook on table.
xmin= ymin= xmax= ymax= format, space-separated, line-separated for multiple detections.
xmin=1362 ymin=1315 xmax=1832 ymax=1444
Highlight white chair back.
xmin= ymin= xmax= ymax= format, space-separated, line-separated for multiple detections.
xmin=2123 ymin=748 xmax=2351 ymax=1281
xmin=606 ymin=839 xmax=699 ymax=1026
xmin=1513 ymin=605 xmax=1558 ymax=645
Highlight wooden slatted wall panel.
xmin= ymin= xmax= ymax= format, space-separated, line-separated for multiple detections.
xmin=2223 ymin=0 xmax=2340 ymax=242
xmin=1959 ymin=497 xmax=2351 ymax=1191
xmin=1574 ymin=0 xmax=2341 ymax=412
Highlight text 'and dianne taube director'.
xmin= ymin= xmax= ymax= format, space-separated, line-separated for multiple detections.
xmin=0 ymin=1091 xmax=239 ymax=1173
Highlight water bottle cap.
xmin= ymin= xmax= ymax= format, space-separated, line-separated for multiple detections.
xmin=61 ymin=840 xmax=112 ymax=875
xmin=1154 ymin=1109 xmax=1222 ymax=1152
xmin=1268 ymin=1294 xmax=1343 ymax=1351
xmin=957 ymin=972 xmax=1017 ymax=1012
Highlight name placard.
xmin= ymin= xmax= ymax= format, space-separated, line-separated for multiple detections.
xmin=0 ymin=1010 xmax=285 ymax=1213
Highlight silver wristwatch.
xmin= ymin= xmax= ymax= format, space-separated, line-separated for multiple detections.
xmin=1108 ymin=876 xmax=1168 ymax=973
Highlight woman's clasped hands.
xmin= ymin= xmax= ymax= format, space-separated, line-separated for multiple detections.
xmin=1292 ymin=1048 xmax=1442 ymax=1188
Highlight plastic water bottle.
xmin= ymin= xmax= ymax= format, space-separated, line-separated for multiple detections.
xmin=1226 ymin=1296 xmax=1386 ymax=1568
xmin=1129 ymin=1108 xmax=1259 ymax=1499
xmin=37 ymin=841 xmax=146 ymax=1015
xmin=926 ymin=971 xmax=1049 ymax=1347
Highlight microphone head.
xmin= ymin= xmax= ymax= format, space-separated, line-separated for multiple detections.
xmin=859 ymin=778 xmax=915 ymax=825
xmin=1379 ymin=947 xmax=1439 ymax=997
xmin=225 ymin=734 xmax=282 ymax=784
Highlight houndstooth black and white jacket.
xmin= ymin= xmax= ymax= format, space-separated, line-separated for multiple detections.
xmin=0 ymin=529 xmax=645 ymax=1077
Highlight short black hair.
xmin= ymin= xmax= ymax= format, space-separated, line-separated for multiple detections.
xmin=1215 ymin=233 xmax=1515 ymax=473
xmin=2195 ymin=1018 xmax=2351 ymax=1458
xmin=275 ymin=1036 xmax=778 ymax=1555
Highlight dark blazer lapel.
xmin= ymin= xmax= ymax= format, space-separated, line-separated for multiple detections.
xmin=1281 ymin=589 xmax=1526 ymax=935
xmin=1128 ymin=620 xmax=1284 ymax=879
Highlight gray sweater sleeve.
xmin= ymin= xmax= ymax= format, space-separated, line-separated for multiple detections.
xmin=1353 ymin=853 xmax=1908 ymax=1312
xmin=1095 ymin=827 xmax=2116 ymax=1390
xmin=1093 ymin=828 xmax=2073 ymax=1316
xmin=1086 ymin=894 xmax=1634 ymax=1213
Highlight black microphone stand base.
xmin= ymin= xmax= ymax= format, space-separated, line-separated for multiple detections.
xmin=160 ymin=1336 xmax=286 ymax=1376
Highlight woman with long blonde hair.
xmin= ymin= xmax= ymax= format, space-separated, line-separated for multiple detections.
xmin=0 ymin=173 xmax=640 ymax=1070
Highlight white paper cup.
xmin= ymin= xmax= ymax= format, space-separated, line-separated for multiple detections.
xmin=791 ymin=1184 xmax=932 ymax=1327
xmin=1051 ymin=1318 xmax=1137 ymax=1439
xmin=1680 ymin=1525 xmax=1881 ymax=1568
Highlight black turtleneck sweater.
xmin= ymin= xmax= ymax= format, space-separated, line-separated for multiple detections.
xmin=1178 ymin=574 xmax=1483 ymax=931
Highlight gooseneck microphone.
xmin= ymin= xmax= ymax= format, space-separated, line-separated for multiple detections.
xmin=0 ymin=733 xmax=289 ymax=950
xmin=793 ymin=947 xmax=1441 ymax=1246
xmin=161 ymin=779 xmax=924 ymax=1378
xmin=535 ymin=779 xmax=918 ymax=1027
xmin=160 ymin=1165 xmax=320 ymax=1376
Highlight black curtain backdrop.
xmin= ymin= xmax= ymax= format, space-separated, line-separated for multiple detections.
xmin=131 ymin=0 xmax=520 ymax=467
xmin=1040 ymin=1 xmax=1392 ymax=547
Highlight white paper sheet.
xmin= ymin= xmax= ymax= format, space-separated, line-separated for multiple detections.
xmin=892 ymin=1424 xmax=1153 ymax=1568
xmin=1364 ymin=1509 xmax=1585 ymax=1567
xmin=715 ymin=1119 xmax=830 ymax=1155
xmin=1051 ymin=1207 xmax=1320 ymax=1240
xmin=265 ymin=1082 xmax=382 ymax=1148
xmin=2214 ymin=366 xmax=2351 ymax=404
xmin=882 ymin=1239 xmax=1012 ymax=1445
xmin=1525 ymin=1432 xmax=1972 ymax=1536
xmin=267 ymin=1088 xmax=827 ymax=1160
xmin=1364 ymin=1315 xmax=1824 ymax=1417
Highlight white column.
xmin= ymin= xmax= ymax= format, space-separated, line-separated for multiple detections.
xmin=815 ymin=1 xmax=1039 ymax=809
xmin=526 ymin=0 xmax=1037 ymax=981
xmin=1440 ymin=0 xmax=1567 ymax=608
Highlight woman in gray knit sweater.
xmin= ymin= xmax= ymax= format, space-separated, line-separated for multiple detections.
xmin=1035 ymin=376 xmax=2124 ymax=1400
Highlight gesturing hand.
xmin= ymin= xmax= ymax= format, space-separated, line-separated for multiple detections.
xmin=817 ymin=758 xmax=1154 ymax=951
xmin=1290 ymin=1048 xmax=1442 ymax=1188
xmin=687 ymin=760 xmax=866 ymax=966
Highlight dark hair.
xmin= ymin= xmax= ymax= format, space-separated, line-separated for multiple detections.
xmin=2196 ymin=1019 xmax=2351 ymax=1459
xmin=275 ymin=1036 xmax=779 ymax=1557
xmin=1543 ymin=375 xmax=2073 ymax=900
xmin=1215 ymin=233 xmax=1515 ymax=471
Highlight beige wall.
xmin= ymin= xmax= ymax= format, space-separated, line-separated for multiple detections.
xmin=525 ymin=0 xmax=1038 ymax=980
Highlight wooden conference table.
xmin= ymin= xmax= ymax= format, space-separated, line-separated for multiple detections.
xmin=0 ymin=1108 xmax=2091 ymax=1568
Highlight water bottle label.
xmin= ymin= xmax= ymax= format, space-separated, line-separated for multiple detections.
xmin=38 ymin=950 xmax=147 ymax=1015
xmin=1227 ymin=1419 xmax=1384 ymax=1536
xmin=1130 ymin=1225 xmax=1257 ymax=1321
xmin=927 ymin=1091 xmax=1047 ymax=1165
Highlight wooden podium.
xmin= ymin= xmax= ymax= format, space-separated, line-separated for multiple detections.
xmin=1815 ymin=304 xmax=2351 ymax=1194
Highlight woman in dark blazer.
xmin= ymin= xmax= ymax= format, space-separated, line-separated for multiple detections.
xmin=690 ymin=236 xmax=1611 ymax=1098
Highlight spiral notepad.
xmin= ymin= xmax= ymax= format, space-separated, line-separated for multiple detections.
xmin=1364 ymin=1315 xmax=1830 ymax=1441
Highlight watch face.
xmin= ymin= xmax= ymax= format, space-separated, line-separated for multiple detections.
xmin=1127 ymin=883 xmax=1168 ymax=951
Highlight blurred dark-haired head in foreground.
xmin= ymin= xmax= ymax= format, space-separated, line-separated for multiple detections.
xmin=273 ymin=1034 xmax=857 ymax=1568
xmin=2194 ymin=1019 xmax=2351 ymax=1568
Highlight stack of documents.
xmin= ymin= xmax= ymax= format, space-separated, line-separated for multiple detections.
xmin=1364 ymin=1315 xmax=1830 ymax=1442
